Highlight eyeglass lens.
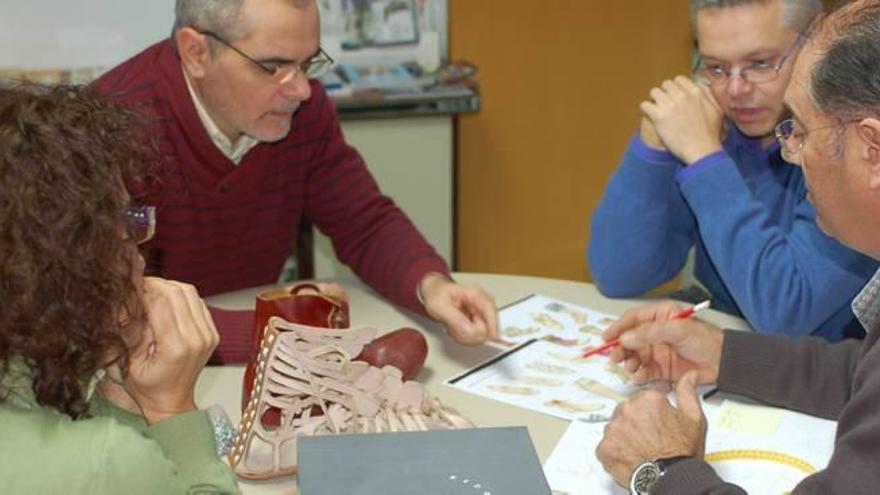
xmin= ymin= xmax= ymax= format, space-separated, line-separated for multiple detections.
xmin=127 ymin=206 xmax=156 ymax=244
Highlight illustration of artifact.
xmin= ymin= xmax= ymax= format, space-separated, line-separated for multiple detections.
xmin=526 ymin=361 xmax=576 ymax=375
xmin=565 ymin=310 xmax=588 ymax=325
xmin=503 ymin=325 xmax=540 ymax=338
xmin=487 ymin=385 xmax=540 ymax=396
xmin=579 ymin=325 xmax=604 ymax=337
xmin=516 ymin=376 xmax=565 ymax=387
xmin=534 ymin=313 xmax=565 ymax=331
xmin=605 ymin=362 xmax=631 ymax=384
xmin=545 ymin=302 xmax=566 ymax=313
xmin=541 ymin=334 xmax=579 ymax=346
xmin=575 ymin=377 xmax=628 ymax=403
xmin=578 ymin=413 xmax=613 ymax=424
xmin=596 ymin=317 xmax=617 ymax=327
xmin=547 ymin=351 xmax=584 ymax=363
xmin=544 ymin=399 xmax=604 ymax=414
xmin=545 ymin=302 xmax=588 ymax=325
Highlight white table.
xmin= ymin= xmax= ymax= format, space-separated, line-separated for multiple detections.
xmin=197 ymin=273 xmax=749 ymax=493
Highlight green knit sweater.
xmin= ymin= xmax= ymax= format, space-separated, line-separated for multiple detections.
xmin=0 ymin=359 xmax=240 ymax=494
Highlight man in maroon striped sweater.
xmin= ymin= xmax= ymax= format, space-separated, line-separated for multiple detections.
xmin=94 ymin=0 xmax=500 ymax=358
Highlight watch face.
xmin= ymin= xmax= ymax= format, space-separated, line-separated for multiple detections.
xmin=630 ymin=462 xmax=661 ymax=495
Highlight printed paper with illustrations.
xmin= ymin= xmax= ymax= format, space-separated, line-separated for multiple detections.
xmin=445 ymin=295 xmax=638 ymax=422
xmin=543 ymin=398 xmax=836 ymax=495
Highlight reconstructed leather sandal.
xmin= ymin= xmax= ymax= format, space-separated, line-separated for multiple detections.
xmin=229 ymin=317 xmax=473 ymax=480
xmin=241 ymin=284 xmax=428 ymax=411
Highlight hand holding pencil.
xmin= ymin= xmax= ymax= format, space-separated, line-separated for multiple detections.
xmin=595 ymin=300 xmax=725 ymax=385
xmin=582 ymin=300 xmax=710 ymax=358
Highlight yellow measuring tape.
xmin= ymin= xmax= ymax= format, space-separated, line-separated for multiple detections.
xmin=705 ymin=449 xmax=816 ymax=495
xmin=705 ymin=449 xmax=817 ymax=474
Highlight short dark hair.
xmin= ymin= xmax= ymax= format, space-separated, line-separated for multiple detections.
xmin=809 ymin=1 xmax=880 ymax=124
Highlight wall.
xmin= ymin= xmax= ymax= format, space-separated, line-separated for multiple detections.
xmin=451 ymin=0 xmax=693 ymax=282
xmin=314 ymin=116 xmax=453 ymax=279
xmin=0 ymin=0 xmax=175 ymax=70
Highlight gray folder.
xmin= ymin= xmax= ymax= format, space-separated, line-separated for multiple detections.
xmin=297 ymin=426 xmax=552 ymax=495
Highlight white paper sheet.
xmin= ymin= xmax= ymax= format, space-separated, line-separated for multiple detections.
xmin=543 ymin=399 xmax=837 ymax=494
xmin=446 ymin=295 xmax=836 ymax=493
xmin=446 ymin=295 xmax=640 ymax=421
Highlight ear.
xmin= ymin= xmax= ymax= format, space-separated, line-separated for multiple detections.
xmin=175 ymin=27 xmax=212 ymax=79
xmin=857 ymin=118 xmax=880 ymax=190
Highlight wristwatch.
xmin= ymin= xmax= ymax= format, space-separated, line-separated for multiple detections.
xmin=629 ymin=456 xmax=691 ymax=495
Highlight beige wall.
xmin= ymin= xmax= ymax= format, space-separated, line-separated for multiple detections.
xmin=452 ymin=1 xmax=693 ymax=281
xmin=314 ymin=117 xmax=454 ymax=280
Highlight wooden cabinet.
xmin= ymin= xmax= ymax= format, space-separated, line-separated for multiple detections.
xmin=451 ymin=0 xmax=693 ymax=282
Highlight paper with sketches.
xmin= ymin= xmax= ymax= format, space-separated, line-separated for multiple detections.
xmin=714 ymin=400 xmax=785 ymax=436
xmin=543 ymin=399 xmax=837 ymax=495
xmin=494 ymin=295 xmax=620 ymax=346
xmin=543 ymin=420 xmax=628 ymax=495
xmin=446 ymin=295 xmax=641 ymax=422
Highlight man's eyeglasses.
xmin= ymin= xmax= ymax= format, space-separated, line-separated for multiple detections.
xmin=126 ymin=205 xmax=156 ymax=245
xmin=696 ymin=36 xmax=802 ymax=86
xmin=774 ymin=118 xmax=855 ymax=164
xmin=197 ymin=29 xmax=334 ymax=84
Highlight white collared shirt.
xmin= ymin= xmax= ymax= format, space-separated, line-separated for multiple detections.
xmin=183 ymin=71 xmax=258 ymax=165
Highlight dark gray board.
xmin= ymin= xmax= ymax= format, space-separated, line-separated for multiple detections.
xmin=297 ymin=426 xmax=552 ymax=495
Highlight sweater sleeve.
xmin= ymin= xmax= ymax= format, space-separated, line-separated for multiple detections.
xmin=302 ymin=85 xmax=449 ymax=315
xmin=657 ymin=331 xmax=875 ymax=494
xmin=654 ymin=458 xmax=746 ymax=494
xmin=718 ymin=330 xmax=861 ymax=419
xmin=588 ymin=134 xmax=697 ymax=296
xmin=677 ymin=156 xmax=877 ymax=335
xmin=690 ymin=330 xmax=880 ymax=494
xmin=792 ymin=328 xmax=880 ymax=493
xmin=98 ymin=410 xmax=240 ymax=494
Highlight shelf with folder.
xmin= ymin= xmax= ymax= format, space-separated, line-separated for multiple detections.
xmin=331 ymin=84 xmax=479 ymax=121
xmin=324 ymin=60 xmax=480 ymax=121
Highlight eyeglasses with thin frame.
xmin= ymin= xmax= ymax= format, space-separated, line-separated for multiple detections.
xmin=197 ymin=29 xmax=334 ymax=83
xmin=774 ymin=118 xmax=856 ymax=164
xmin=126 ymin=205 xmax=156 ymax=245
xmin=695 ymin=35 xmax=803 ymax=86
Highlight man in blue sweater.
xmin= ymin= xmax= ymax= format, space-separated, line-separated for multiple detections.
xmin=588 ymin=0 xmax=877 ymax=341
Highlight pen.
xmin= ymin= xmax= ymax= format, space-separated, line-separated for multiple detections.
xmin=581 ymin=300 xmax=711 ymax=358
xmin=670 ymin=299 xmax=711 ymax=320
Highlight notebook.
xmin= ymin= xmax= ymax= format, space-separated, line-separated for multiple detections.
xmin=297 ymin=426 xmax=551 ymax=495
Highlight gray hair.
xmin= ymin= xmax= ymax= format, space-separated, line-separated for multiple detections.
xmin=691 ymin=0 xmax=824 ymax=36
xmin=809 ymin=1 xmax=880 ymax=125
xmin=172 ymin=0 xmax=313 ymax=51
xmin=173 ymin=0 xmax=247 ymax=39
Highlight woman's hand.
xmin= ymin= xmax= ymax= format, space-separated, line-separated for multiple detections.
xmin=124 ymin=277 xmax=219 ymax=424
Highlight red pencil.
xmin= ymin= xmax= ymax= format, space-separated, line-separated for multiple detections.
xmin=581 ymin=300 xmax=710 ymax=358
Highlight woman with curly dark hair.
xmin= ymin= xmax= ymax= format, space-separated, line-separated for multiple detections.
xmin=0 ymin=82 xmax=239 ymax=493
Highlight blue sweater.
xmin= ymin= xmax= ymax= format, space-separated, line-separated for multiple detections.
xmin=588 ymin=126 xmax=878 ymax=341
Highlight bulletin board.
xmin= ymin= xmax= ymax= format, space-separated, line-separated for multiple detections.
xmin=0 ymin=0 xmax=447 ymax=83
